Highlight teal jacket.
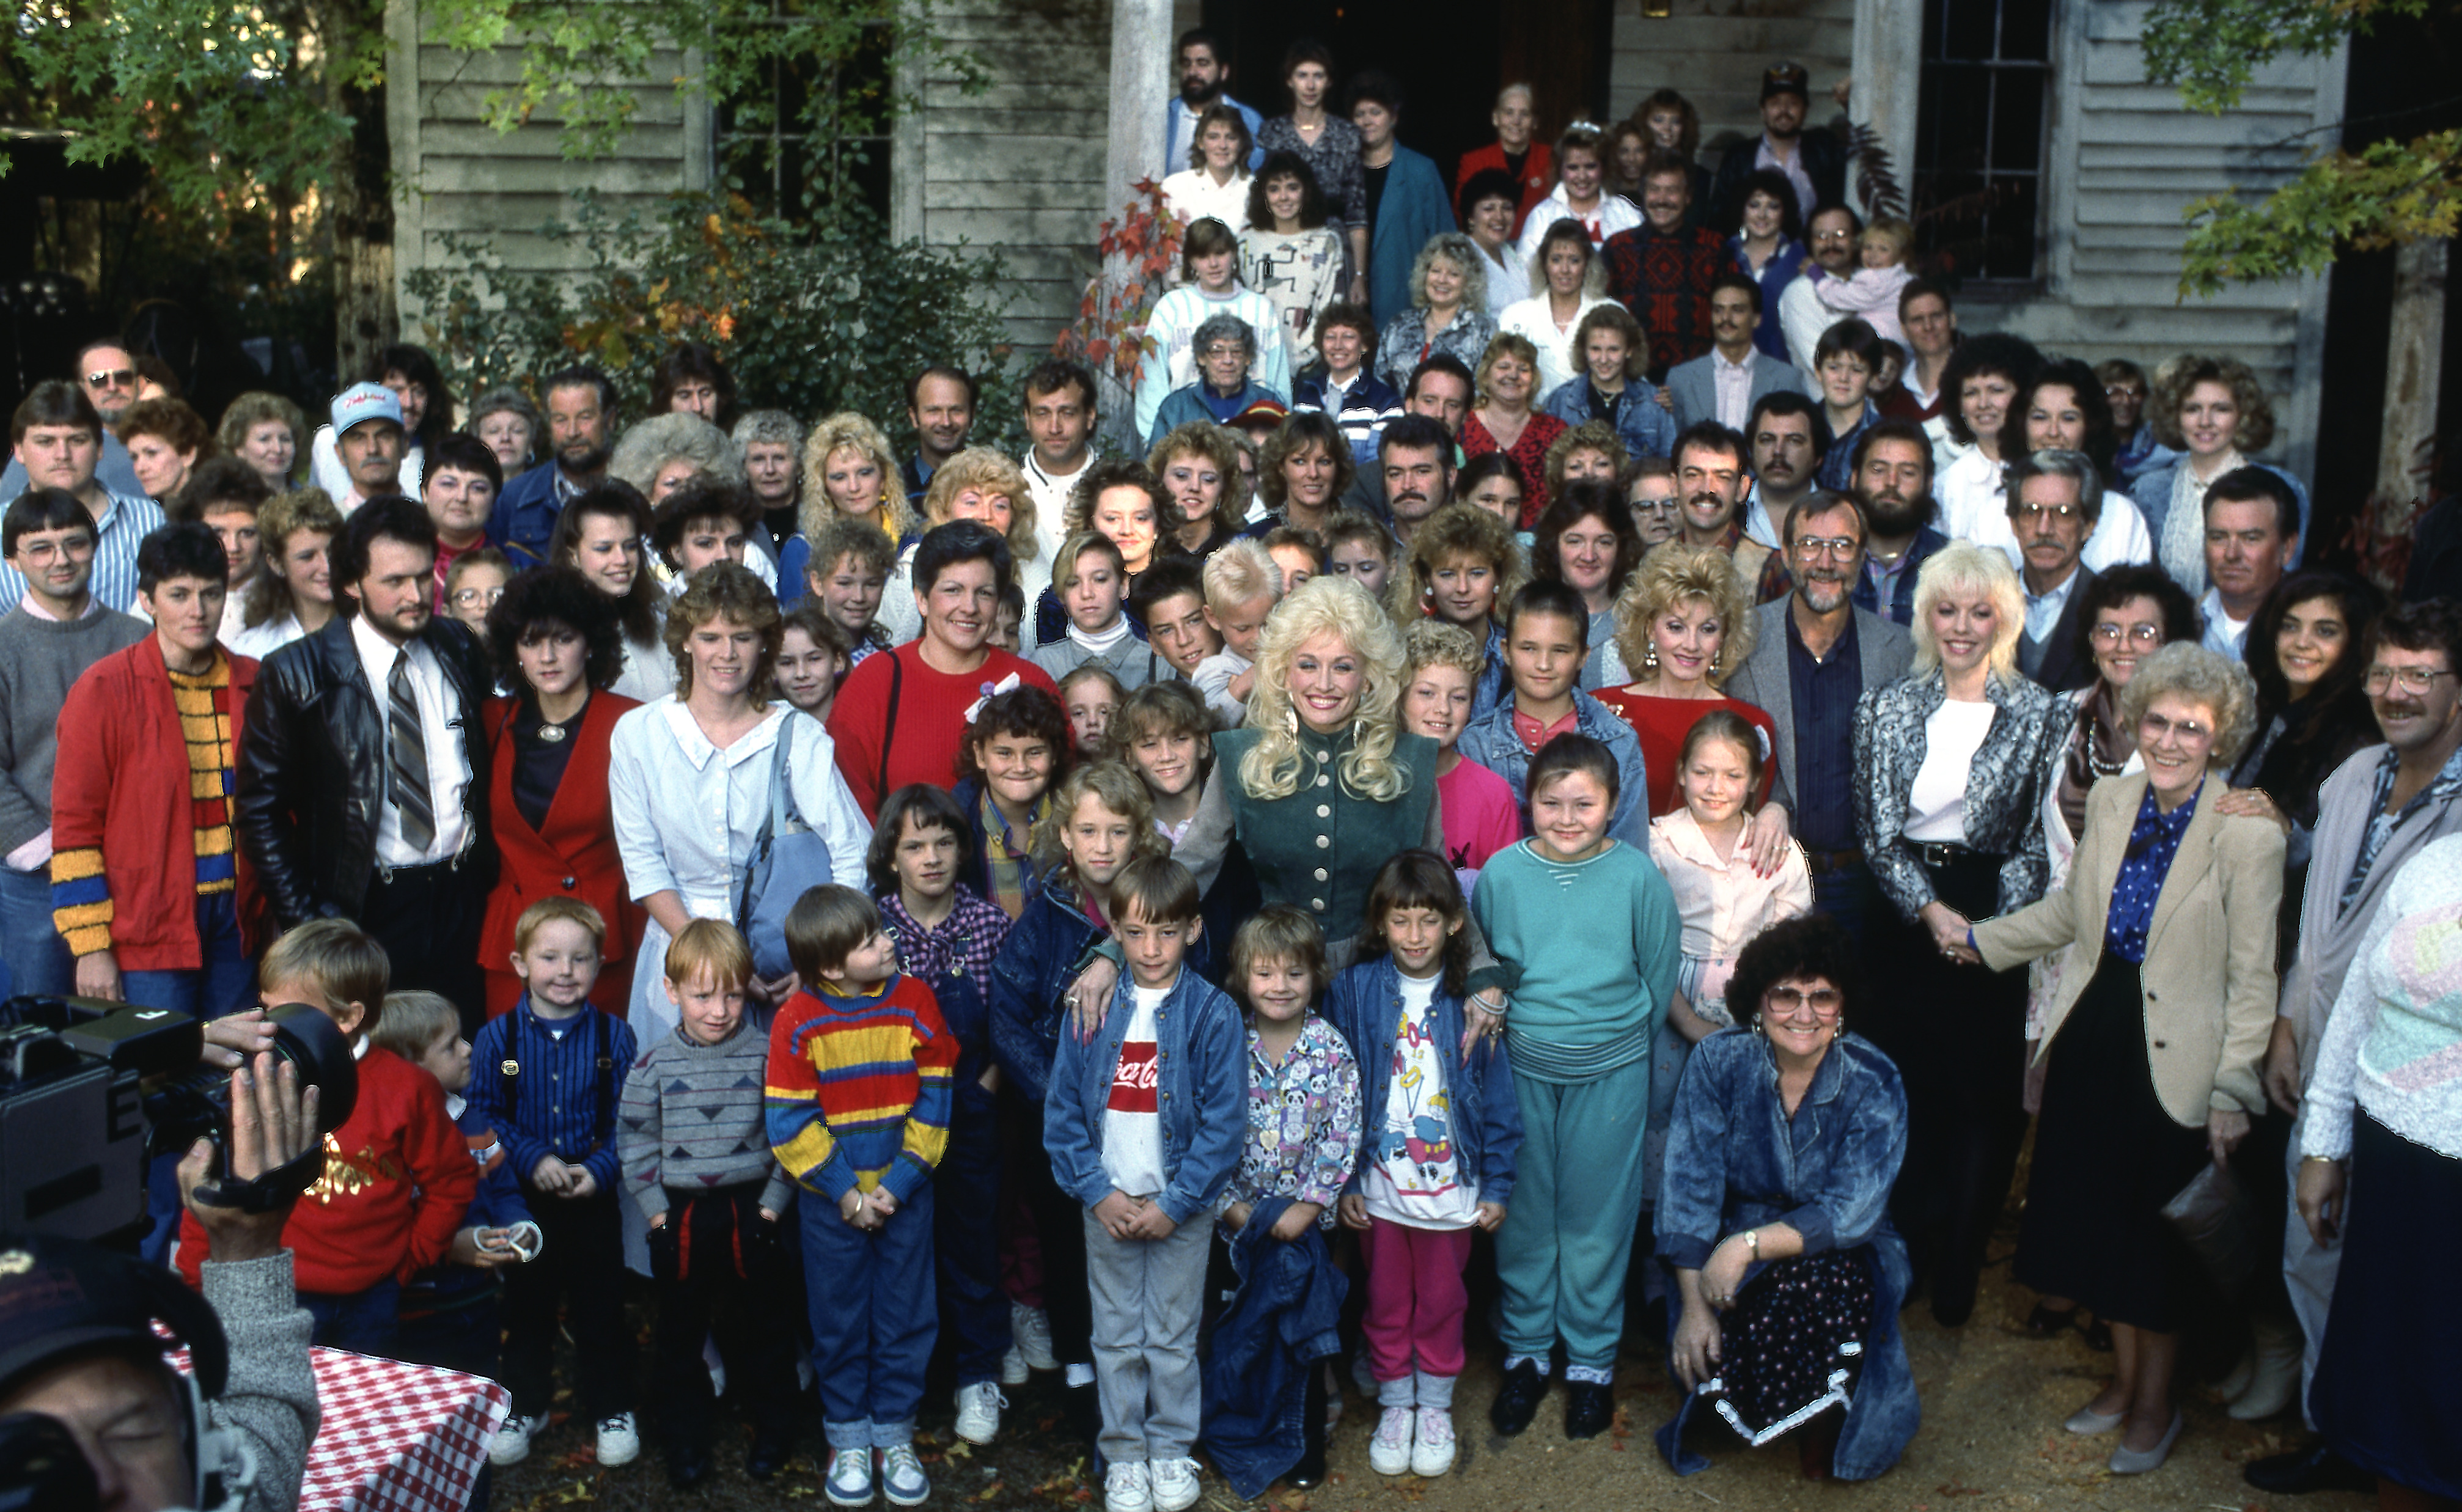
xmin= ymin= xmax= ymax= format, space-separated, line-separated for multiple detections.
xmin=1366 ymin=146 xmax=1456 ymax=332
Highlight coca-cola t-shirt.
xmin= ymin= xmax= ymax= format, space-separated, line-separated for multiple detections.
xmin=1102 ymin=985 xmax=1168 ymax=1196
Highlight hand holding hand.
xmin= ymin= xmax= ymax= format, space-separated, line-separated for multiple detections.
xmin=1092 ymin=1191 xmax=1142 ymax=1239
xmin=1920 ymin=902 xmax=1979 ymax=963
xmin=565 ymin=1168 xmax=600 ymax=1200
xmin=530 ymin=1155 xmax=571 ymax=1195
xmin=1126 ymin=1202 xmax=1179 ymax=1241
xmin=1337 ymin=1194 xmax=1371 ymax=1230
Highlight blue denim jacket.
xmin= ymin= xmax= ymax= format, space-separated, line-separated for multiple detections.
xmin=1043 ymin=966 xmax=1247 ymax=1227
xmin=1201 ymin=1195 xmax=1348 ymax=1500
xmin=988 ymin=875 xmax=1106 ymax=1107
xmin=1323 ymin=956 xmax=1523 ymax=1209
xmin=1538 ymin=375 xmax=1680 ymax=461
xmin=1455 ymin=688 xmax=1653 ymax=847
xmin=1652 ymin=1027 xmax=1918 ymax=1481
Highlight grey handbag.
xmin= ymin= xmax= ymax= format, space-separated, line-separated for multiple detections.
xmin=737 ymin=725 xmax=836 ymax=981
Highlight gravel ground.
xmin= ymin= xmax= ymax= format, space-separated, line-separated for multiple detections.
xmin=487 ymin=1258 xmax=2368 ymax=1512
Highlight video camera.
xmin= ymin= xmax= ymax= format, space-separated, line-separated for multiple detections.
xmin=0 ymin=997 xmax=357 ymax=1242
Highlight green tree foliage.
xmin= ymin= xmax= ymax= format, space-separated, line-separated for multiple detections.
xmin=2143 ymin=0 xmax=2457 ymax=296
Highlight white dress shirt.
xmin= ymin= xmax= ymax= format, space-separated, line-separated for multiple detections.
xmin=1710 ymin=348 xmax=1755 ymax=431
xmin=2200 ymin=587 xmax=2252 ymax=661
xmin=2023 ymin=563 xmax=2083 ymax=646
xmin=351 ymin=614 xmax=472 ymax=867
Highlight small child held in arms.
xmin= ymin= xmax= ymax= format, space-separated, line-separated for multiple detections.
xmin=1401 ymin=621 xmax=1523 ymax=892
xmin=1033 ymin=531 xmax=1164 ymax=691
xmin=870 ymin=784 xmax=1018 ymax=1446
xmin=1472 ymin=733 xmax=1680 ymax=1444
xmin=175 ymin=923 xmax=475 ymax=1360
xmin=952 ymin=684 xmax=1073 ymax=919
xmin=1045 ymin=856 xmax=1245 ymax=1512
xmin=1114 ymin=681 xmax=1215 ymax=848
xmin=1206 ymin=906 xmax=1361 ymax=1495
xmin=1060 ymin=663 xmax=1129 ymax=757
xmin=1813 ymin=215 xmax=1914 ymax=348
xmin=469 ymin=897 xmax=642 ymax=1470
xmin=617 ymin=919 xmax=799 ymax=1489
xmin=370 ymin=991 xmax=537 ymax=1400
xmin=1328 ymin=851 xmax=1523 ymax=1478
xmin=1192 ymin=539 xmax=1282 ymax=727
xmin=767 ymin=884 xmax=959 ymax=1510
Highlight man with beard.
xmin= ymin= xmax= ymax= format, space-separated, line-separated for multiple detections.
xmin=1669 ymin=422 xmax=1779 ymax=595
xmin=1666 ymin=274 xmax=1810 ymax=435
xmin=1377 ymin=414 xmax=1455 ymax=546
xmin=238 ymin=497 xmax=497 ymax=1030
xmin=1707 ymin=62 xmax=1847 ymax=229
xmin=1720 ymin=489 xmax=1913 ymax=934
xmin=1779 ymin=204 xmax=1862 ymax=374
xmin=1740 ymin=391 xmax=1828 ymax=549
xmin=488 ymin=364 xmax=619 ymax=569
xmin=2005 ymin=450 xmax=2100 ymax=691
xmin=1160 ymin=28 xmax=1263 ymax=183
xmin=1846 ymin=419 xmax=1948 ymax=626
xmin=1600 ymin=155 xmax=1729 ymax=382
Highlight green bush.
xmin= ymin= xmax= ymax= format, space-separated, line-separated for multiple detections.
xmin=404 ymin=191 xmax=1020 ymax=455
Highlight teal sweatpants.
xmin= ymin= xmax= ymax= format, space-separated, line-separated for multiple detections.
xmin=1495 ymin=1056 xmax=1652 ymax=1373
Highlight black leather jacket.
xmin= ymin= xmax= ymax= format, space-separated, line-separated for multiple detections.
xmin=235 ymin=615 xmax=498 ymax=927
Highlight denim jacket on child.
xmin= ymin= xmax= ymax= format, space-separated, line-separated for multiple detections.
xmin=1324 ymin=955 xmax=1524 ymax=1209
xmin=1043 ymin=966 xmax=1246 ymax=1228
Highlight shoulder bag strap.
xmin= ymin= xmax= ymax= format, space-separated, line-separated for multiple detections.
xmin=878 ymin=648 xmax=905 ymax=804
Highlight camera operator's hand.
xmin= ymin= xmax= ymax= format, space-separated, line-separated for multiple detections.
xmin=73 ymin=947 xmax=123 ymax=1002
xmin=179 ymin=1051 xmax=320 ymax=1264
xmin=200 ymin=1006 xmax=279 ymax=1070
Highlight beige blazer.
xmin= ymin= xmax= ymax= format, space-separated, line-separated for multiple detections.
xmin=1974 ymin=771 xmax=2282 ymax=1127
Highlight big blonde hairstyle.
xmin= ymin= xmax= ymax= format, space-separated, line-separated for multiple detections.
xmin=2147 ymin=353 xmax=2277 ymax=454
xmin=1612 ymin=543 xmax=1755 ymax=685
xmin=2117 ymin=641 xmax=2259 ymax=770
xmin=1474 ymin=332 xmax=1543 ymax=409
xmin=798 ymin=411 xmax=916 ymax=545
xmin=1411 ymin=233 xmax=1489 ymax=315
xmin=1242 ymin=576 xmax=1413 ymax=804
xmin=1909 ymin=541 xmax=2026 ymax=681
xmin=922 ymin=446 xmax=1040 ymax=569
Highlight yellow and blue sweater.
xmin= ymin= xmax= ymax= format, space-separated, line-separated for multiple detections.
xmin=765 ymin=972 xmax=957 ymax=1203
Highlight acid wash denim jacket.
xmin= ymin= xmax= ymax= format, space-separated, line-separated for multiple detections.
xmin=1653 ymin=1027 xmax=1919 ymax=1481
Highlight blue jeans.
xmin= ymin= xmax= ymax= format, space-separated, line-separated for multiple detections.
xmin=122 ymin=893 xmax=254 ymax=1019
xmin=303 ymin=1277 xmax=402 ymax=1357
xmin=804 ymin=1180 xmax=937 ymax=1450
xmin=0 ymin=863 xmax=70 ymax=997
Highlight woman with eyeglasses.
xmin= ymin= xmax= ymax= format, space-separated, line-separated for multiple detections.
xmin=1964 ymin=642 xmax=2282 ymax=1476
xmin=1653 ymin=914 xmax=1916 ymax=1481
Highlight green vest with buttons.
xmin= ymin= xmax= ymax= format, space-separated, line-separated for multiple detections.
xmin=1211 ymin=724 xmax=1439 ymax=939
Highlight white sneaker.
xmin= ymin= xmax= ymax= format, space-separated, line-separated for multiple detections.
xmin=826 ymin=1446 xmax=875 ymax=1506
xmin=1411 ymin=1406 xmax=1458 ymax=1477
xmin=1013 ymin=1302 xmax=1059 ymax=1371
xmin=488 ymin=1412 xmax=541 ymax=1466
xmin=1104 ymin=1459 xmax=1153 ymax=1512
xmin=593 ymin=1411 xmax=641 ymax=1467
xmin=1001 ymin=1343 xmax=1032 ymax=1384
xmin=1150 ymin=1456 xmax=1202 ymax=1512
xmin=955 ymin=1381 xmax=1006 ymax=1445
xmin=879 ymin=1444 xmax=931 ymax=1506
xmin=1369 ymin=1405 xmax=1414 ymax=1475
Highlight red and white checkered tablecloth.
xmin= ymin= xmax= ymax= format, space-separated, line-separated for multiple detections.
xmin=179 ymin=1345 xmax=509 ymax=1512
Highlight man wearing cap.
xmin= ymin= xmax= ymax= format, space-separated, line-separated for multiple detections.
xmin=0 ymin=1051 xmax=320 ymax=1512
xmin=0 ymin=381 xmax=167 ymax=615
xmin=328 ymin=383 xmax=408 ymax=512
xmin=0 ymin=337 xmax=150 ymax=501
xmin=1710 ymin=63 xmax=1848 ymax=229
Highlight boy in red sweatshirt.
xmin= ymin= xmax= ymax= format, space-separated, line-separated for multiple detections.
xmin=176 ymin=919 xmax=474 ymax=1358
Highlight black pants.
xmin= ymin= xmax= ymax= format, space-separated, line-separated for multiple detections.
xmin=361 ymin=857 xmax=488 ymax=1036
xmin=1862 ymin=851 xmax=2029 ymax=1306
xmin=501 ymin=1186 xmax=635 ymax=1421
xmin=650 ymin=1185 xmax=796 ymax=1455
xmin=1013 ymin=1095 xmax=1093 ymax=1368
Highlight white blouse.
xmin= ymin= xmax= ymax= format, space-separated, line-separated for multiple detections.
xmin=1497 ymin=294 xmax=1615 ymax=400
xmin=1905 ymin=700 xmax=1998 ymax=843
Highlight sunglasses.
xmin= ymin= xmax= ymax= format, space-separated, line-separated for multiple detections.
xmin=84 ymin=368 xmax=137 ymax=391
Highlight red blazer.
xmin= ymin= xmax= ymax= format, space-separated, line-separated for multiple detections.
xmin=51 ymin=643 xmax=260 ymax=972
xmin=479 ymin=691 xmax=644 ymax=978
xmin=1455 ymin=142 xmax=1555 ymax=237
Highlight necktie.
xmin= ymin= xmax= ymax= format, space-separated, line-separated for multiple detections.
xmin=388 ymin=655 xmax=436 ymax=853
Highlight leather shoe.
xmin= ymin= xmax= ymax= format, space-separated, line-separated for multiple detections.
xmin=2244 ymin=1444 xmax=2376 ymax=1495
xmin=1287 ymin=1444 xmax=1328 ymax=1488
xmin=1930 ymin=1266 xmax=1978 ymax=1329
xmin=1490 ymin=1360 xmax=1548 ymax=1437
xmin=1564 ymin=1382 xmax=1615 ymax=1440
xmin=747 ymin=1430 xmax=793 ymax=1480
xmin=666 ymin=1445 xmax=713 ymax=1490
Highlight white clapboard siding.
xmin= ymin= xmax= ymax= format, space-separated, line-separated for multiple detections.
xmin=1610 ymin=1 xmax=1861 ymax=177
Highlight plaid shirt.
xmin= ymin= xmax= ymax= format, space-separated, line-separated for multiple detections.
xmin=881 ymin=884 xmax=1013 ymax=1010
xmin=1227 ymin=1013 xmax=1362 ymax=1230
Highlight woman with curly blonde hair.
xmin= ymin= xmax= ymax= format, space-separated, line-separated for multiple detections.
xmin=2128 ymin=354 xmax=2307 ymax=597
xmin=875 ymin=446 xmax=1045 ymax=645
xmin=1373 ymin=233 xmax=1498 ymax=392
xmin=1592 ymin=543 xmax=1787 ymax=827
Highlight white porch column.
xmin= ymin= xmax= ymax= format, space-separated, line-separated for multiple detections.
xmin=1850 ymin=0 xmax=1924 ymax=216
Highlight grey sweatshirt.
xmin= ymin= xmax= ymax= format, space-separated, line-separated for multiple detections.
xmin=201 ymin=1250 xmax=321 ymax=1512
xmin=0 ymin=603 xmax=149 ymax=854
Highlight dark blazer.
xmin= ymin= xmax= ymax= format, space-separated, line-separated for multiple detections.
xmin=1664 ymin=348 xmax=1810 ymax=435
xmin=1707 ymin=128 xmax=1850 ymax=232
xmin=478 ymin=690 xmax=642 ymax=977
xmin=1720 ymin=600 xmax=1913 ymax=809
xmin=2020 ymin=565 xmax=2096 ymax=694
xmin=237 ymin=615 xmax=498 ymax=927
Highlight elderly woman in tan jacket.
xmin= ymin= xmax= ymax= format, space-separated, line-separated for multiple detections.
xmin=1958 ymin=642 xmax=2281 ymax=1477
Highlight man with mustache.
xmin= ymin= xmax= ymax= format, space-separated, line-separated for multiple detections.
xmin=1600 ymin=155 xmax=1727 ymax=383
xmin=1779 ymin=204 xmax=1862 ymax=375
xmin=1378 ymin=414 xmax=1455 ymax=545
xmin=488 ymin=364 xmax=619 ymax=570
xmin=1707 ymin=62 xmax=1846 ymax=230
xmin=1718 ymin=488 xmax=1913 ymax=935
xmin=2004 ymin=450 xmax=2100 ymax=692
xmin=1669 ymin=422 xmax=1777 ymax=598
xmin=1739 ymin=391 xmax=1828 ymax=551
xmin=1846 ymin=419 xmax=1949 ymax=627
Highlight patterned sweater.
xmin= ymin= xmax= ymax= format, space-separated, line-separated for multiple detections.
xmin=619 ymin=1018 xmax=795 ymax=1220
xmin=2304 ymin=831 xmax=2462 ymax=1162
xmin=765 ymin=974 xmax=958 ymax=1202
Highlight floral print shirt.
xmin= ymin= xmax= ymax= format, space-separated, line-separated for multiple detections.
xmin=1227 ymin=1013 xmax=1362 ymax=1229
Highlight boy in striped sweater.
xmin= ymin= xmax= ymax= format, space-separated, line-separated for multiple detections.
xmin=619 ymin=920 xmax=798 ymax=1489
xmin=768 ymin=884 xmax=960 ymax=1510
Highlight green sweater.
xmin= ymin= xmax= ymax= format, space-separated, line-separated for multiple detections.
xmin=0 ymin=603 xmax=150 ymax=855
xmin=1472 ymin=839 xmax=1682 ymax=1084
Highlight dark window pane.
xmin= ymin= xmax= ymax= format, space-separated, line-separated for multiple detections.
xmin=2001 ymin=0 xmax=2054 ymax=61
xmin=1938 ymin=0 xmax=1998 ymax=62
xmin=1993 ymin=72 xmax=2045 ymax=171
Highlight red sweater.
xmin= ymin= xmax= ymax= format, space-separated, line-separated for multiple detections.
xmin=826 ymin=642 xmax=1057 ymax=820
xmin=178 ymin=1044 xmax=475 ymax=1297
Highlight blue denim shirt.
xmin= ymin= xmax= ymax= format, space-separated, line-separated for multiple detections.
xmin=1043 ymin=966 xmax=1248 ymax=1227
xmin=1538 ymin=374 xmax=1681 ymax=461
xmin=1455 ymin=688 xmax=1653 ymax=848
xmin=1323 ymin=956 xmax=1523 ymax=1209
xmin=1200 ymin=1195 xmax=1347 ymax=1500
xmin=1652 ymin=1027 xmax=1919 ymax=1481
xmin=485 ymin=461 xmax=568 ymax=570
